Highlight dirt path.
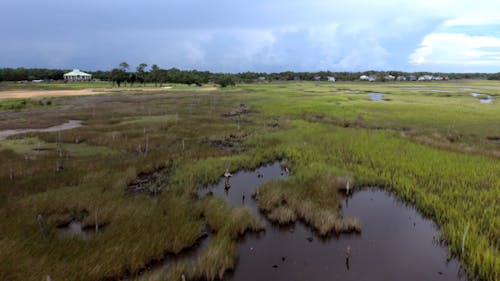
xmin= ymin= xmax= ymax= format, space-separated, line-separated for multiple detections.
xmin=0 ymin=89 xmax=106 ymax=99
xmin=0 ymin=86 xmax=219 ymax=99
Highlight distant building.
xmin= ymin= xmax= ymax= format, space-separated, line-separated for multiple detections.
xmin=397 ymin=76 xmax=407 ymax=81
xmin=418 ymin=75 xmax=433 ymax=81
xmin=64 ymin=69 xmax=92 ymax=81
xmin=257 ymin=76 xmax=266 ymax=82
xmin=313 ymin=75 xmax=322 ymax=81
xmin=409 ymin=75 xmax=417 ymax=81
xmin=327 ymin=76 xmax=336 ymax=82
xmin=360 ymin=75 xmax=377 ymax=82
xmin=384 ymin=75 xmax=395 ymax=81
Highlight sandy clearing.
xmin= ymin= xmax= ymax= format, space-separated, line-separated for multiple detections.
xmin=0 ymin=86 xmax=220 ymax=99
xmin=0 ymin=89 xmax=106 ymax=99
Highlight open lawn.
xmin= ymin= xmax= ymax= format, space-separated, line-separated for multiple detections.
xmin=0 ymin=81 xmax=498 ymax=281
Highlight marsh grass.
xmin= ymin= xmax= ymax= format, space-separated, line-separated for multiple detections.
xmin=0 ymin=81 xmax=498 ymax=281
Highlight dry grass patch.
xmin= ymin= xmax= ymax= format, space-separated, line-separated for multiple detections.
xmin=255 ymin=174 xmax=360 ymax=236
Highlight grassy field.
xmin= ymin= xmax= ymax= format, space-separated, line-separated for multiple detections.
xmin=0 ymin=81 xmax=498 ymax=281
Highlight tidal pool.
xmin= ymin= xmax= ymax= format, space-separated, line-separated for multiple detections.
xmin=197 ymin=163 xmax=466 ymax=281
xmin=369 ymin=92 xmax=384 ymax=101
xmin=143 ymin=163 xmax=466 ymax=280
xmin=479 ymin=96 xmax=493 ymax=104
xmin=58 ymin=221 xmax=94 ymax=240
xmin=471 ymin=93 xmax=493 ymax=104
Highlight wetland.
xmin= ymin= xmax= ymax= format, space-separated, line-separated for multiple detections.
xmin=0 ymin=81 xmax=498 ymax=281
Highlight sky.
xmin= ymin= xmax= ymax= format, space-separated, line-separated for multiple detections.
xmin=1 ymin=0 xmax=499 ymax=73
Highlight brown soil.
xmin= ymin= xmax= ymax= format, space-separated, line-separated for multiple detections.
xmin=0 ymin=89 xmax=105 ymax=99
xmin=0 ymin=86 xmax=219 ymax=99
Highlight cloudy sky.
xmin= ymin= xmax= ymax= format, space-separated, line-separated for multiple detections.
xmin=1 ymin=0 xmax=499 ymax=72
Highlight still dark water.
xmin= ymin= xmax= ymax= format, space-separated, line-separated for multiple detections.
xmin=199 ymin=162 xmax=466 ymax=281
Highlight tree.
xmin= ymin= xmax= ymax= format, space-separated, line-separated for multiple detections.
xmin=215 ymin=75 xmax=235 ymax=87
xmin=149 ymin=64 xmax=160 ymax=87
xmin=110 ymin=68 xmax=127 ymax=87
xmin=128 ymin=73 xmax=137 ymax=87
xmin=119 ymin=62 xmax=130 ymax=72
xmin=136 ymin=63 xmax=148 ymax=86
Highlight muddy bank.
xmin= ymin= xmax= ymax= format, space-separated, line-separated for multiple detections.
xmin=0 ymin=120 xmax=84 ymax=140
xmin=121 ymin=233 xmax=212 ymax=280
xmin=223 ymin=104 xmax=250 ymax=117
xmin=127 ymin=163 xmax=172 ymax=196
xmin=208 ymin=140 xmax=244 ymax=154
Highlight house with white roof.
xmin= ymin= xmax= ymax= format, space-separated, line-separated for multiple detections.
xmin=63 ymin=69 xmax=92 ymax=81
xmin=360 ymin=75 xmax=377 ymax=82
xmin=384 ymin=74 xmax=395 ymax=81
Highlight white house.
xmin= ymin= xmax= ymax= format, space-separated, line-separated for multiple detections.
xmin=397 ymin=76 xmax=407 ymax=81
xmin=384 ymin=75 xmax=395 ymax=81
xmin=418 ymin=75 xmax=434 ymax=81
xmin=360 ymin=75 xmax=377 ymax=82
xmin=327 ymin=76 xmax=336 ymax=82
xmin=64 ymin=69 xmax=92 ymax=81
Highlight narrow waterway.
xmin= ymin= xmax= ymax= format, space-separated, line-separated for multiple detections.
xmin=0 ymin=120 xmax=83 ymax=140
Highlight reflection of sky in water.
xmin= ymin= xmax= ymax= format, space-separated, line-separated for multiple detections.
xmin=470 ymin=92 xmax=493 ymax=103
xmin=471 ymin=93 xmax=493 ymax=103
xmin=479 ymin=97 xmax=493 ymax=104
xmin=58 ymin=221 xmax=93 ymax=240
xmin=197 ymin=163 xmax=466 ymax=281
xmin=369 ymin=92 xmax=384 ymax=101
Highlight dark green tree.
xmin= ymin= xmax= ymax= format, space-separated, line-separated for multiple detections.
xmin=214 ymin=75 xmax=235 ymax=87
xmin=110 ymin=68 xmax=127 ymax=87
xmin=149 ymin=64 xmax=161 ymax=87
xmin=119 ymin=62 xmax=130 ymax=72
xmin=136 ymin=63 xmax=148 ymax=86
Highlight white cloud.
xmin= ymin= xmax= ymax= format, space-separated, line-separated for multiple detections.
xmin=409 ymin=33 xmax=500 ymax=66
xmin=443 ymin=17 xmax=500 ymax=27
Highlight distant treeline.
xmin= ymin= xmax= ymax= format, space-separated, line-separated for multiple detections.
xmin=1 ymin=64 xmax=499 ymax=85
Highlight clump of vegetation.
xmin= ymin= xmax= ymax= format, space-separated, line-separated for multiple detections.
xmin=256 ymin=174 xmax=360 ymax=236
xmin=267 ymin=205 xmax=297 ymax=224
xmin=0 ymin=99 xmax=27 ymax=110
